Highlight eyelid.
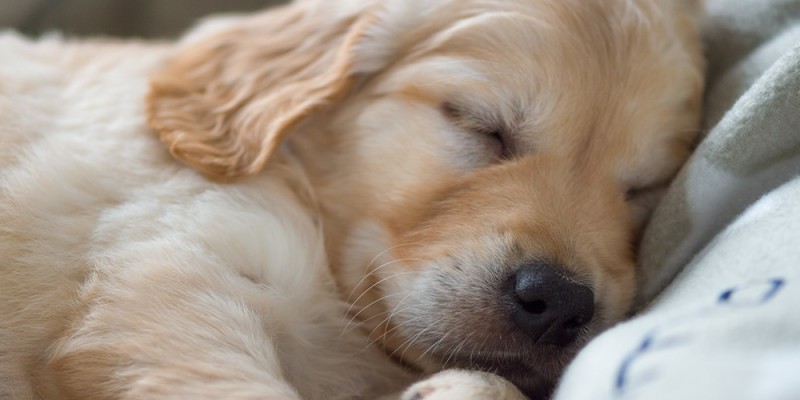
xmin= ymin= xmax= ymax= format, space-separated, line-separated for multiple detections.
xmin=441 ymin=101 xmax=511 ymax=159
xmin=624 ymin=181 xmax=668 ymax=201
xmin=442 ymin=102 xmax=489 ymax=123
xmin=442 ymin=102 xmax=503 ymax=136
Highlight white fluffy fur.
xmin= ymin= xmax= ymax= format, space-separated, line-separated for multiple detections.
xmin=0 ymin=32 xmax=410 ymax=399
xmin=0 ymin=0 xmax=703 ymax=398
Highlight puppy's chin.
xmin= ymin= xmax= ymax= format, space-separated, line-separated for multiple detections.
xmin=434 ymin=332 xmax=595 ymax=399
xmin=465 ymin=359 xmax=559 ymax=400
xmin=382 ymin=283 xmax=609 ymax=399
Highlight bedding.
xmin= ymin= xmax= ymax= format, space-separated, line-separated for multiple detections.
xmin=553 ymin=0 xmax=800 ymax=398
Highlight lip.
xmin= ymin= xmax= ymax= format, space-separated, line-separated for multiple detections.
xmin=442 ymin=350 xmax=572 ymax=399
xmin=447 ymin=351 xmax=530 ymax=372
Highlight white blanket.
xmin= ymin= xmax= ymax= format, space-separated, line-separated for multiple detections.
xmin=553 ymin=0 xmax=800 ymax=398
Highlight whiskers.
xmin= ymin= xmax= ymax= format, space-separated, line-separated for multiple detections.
xmin=340 ymin=270 xmax=417 ymax=334
xmin=337 ymin=242 xmax=503 ymax=371
xmin=343 ymin=242 xmax=424 ymax=306
xmin=340 ymin=242 xmax=426 ymax=336
xmin=391 ymin=315 xmax=446 ymax=362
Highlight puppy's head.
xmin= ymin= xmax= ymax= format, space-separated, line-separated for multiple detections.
xmin=148 ymin=0 xmax=704 ymax=397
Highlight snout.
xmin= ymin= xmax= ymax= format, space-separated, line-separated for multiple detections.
xmin=388 ymin=259 xmax=603 ymax=399
xmin=510 ymin=263 xmax=595 ymax=347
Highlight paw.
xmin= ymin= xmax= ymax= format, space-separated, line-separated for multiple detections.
xmin=401 ymin=370 xmax=526 ymax=400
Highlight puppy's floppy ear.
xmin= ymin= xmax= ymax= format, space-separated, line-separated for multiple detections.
xmin=147 ymin=3 xmax=387 ymax=180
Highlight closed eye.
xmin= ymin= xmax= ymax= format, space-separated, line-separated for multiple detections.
xmin=624 ymin=182 xmax=668 ymax=202
xmin=625 ymin=182 xmax=670 ymax=226
xmin=441 ymin=101 xmax=510 ymax=160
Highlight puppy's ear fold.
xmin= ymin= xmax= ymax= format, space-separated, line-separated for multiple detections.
xmin=146 ymin=4 xmax=383 ymax=180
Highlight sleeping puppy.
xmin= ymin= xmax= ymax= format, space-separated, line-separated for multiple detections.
xmin=0 ymin=0 xmax=704 ymax=399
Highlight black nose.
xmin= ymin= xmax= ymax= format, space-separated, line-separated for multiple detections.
xmin=511 ymin=263 xmax=594 ymax=346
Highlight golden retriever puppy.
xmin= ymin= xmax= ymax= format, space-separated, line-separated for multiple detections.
xmin=0 ymin=0 xmax=703 ymax=398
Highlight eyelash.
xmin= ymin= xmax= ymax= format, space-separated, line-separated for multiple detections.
xmin=442 ymin=102 xmax=509 ymax=158
xmin=624 ymin=183 xmax=664 ymax=201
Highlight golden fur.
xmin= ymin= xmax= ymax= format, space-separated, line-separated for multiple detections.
xmin=0 ymin=0 xmax=703 ymax=398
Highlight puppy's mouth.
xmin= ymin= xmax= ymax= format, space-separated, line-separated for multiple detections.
xmin=407 ymin=318 xmax=598 ymax=400
xmin=437 ymin=348 xmax=574 ymax=400
xmin=376 ymin=265 xmax=607 ymax=399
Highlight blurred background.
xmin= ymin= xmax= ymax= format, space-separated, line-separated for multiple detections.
xmin=0 ymin=0 xmax=287 ymax=39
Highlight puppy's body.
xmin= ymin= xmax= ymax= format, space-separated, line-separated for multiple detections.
xmin=0 ymin=33 xmax=410 ymax=399
xmin=0 ymin=1 xmax=704 ymax=399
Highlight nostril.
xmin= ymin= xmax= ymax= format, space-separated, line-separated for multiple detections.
xmin=510 ymin=263 xmax=595 ymax=346
xmin=518 ymin=298 xmax=547 ymax=315
xmin=562 ymin=316 xmax=584 ymax=330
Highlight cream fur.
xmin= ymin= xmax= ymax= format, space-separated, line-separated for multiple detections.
xmin=0 ymin=30 xmax=410 ymax=400
xmin=0 ymin=0 xmax=704 ymax=399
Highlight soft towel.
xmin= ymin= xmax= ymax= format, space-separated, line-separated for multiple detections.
xmin=554 ymin=1 xmax=800 ymax=398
